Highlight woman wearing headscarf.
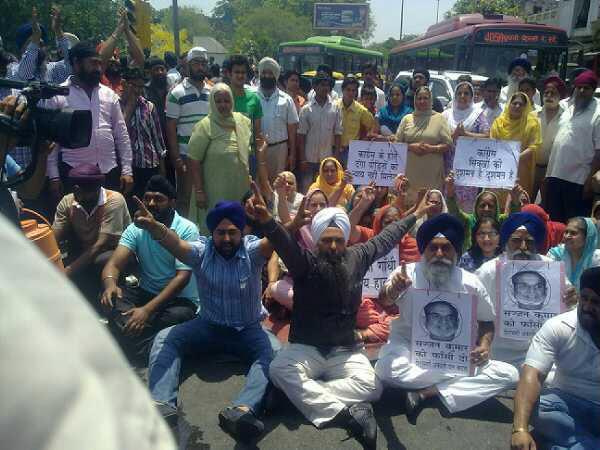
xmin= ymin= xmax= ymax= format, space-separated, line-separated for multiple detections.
xmin=548 ymin=217 xmax=600 ymax=291
xmin=376 ymin=82 xmax=413 ymax=136
xmin=187 ymin=83 xmax=251 ymax=234
xmin=521 ymin=204 xmax=566 ymax=253
xmin=395 ymin=86 xmax=453 ymax=205
xmin=442 ymin=81 xmax=490 ymax=213
xmin=490 ymin=92 xmax=542 ymax=199
xmin=308 ymin=157 xmax=355 ymax=207
xmin=411 ymin=189 xmax=448 ymax=236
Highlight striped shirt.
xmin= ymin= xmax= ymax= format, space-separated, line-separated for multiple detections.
xmin=6 ymin=37 xmax=72 ymax=84
xmin=165 ymin=78 xmax=210 ymax=156
xmin=121 ymin=96 xmax=166 ymax=168
xmin=186 ymin=235 xmax=266 ymax=328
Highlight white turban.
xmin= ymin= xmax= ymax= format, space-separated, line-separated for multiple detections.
xmin=311 ymin=207 xmax=351 ymax=243
xmin=258 ymin=57 xmax=280 ymax=80
xmin=187 ymin=46 xmax=207 ymax=62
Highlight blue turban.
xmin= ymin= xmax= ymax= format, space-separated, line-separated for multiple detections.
xmin=16 ymin=23 xmax=48 ymax=51
xmin=508 ymin=58 xmax=531 ymax=75
xmin=500 ymin=212 xmax=546 ymax=251
xmin=416 ymin=213 xmax=464 ymax=255
xmin=206 ymin=201 xmax=246 ymax=233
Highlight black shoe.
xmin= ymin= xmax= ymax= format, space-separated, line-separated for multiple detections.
xmin=405 ymin=391 xmax=424 ymax=425
xmin=155 ymin=401 xmax=178 ymax=428
xmin=218 ymin=406 xmax=264 ymax=443
xmin=346 ymin=403 xmax=377 ymax=450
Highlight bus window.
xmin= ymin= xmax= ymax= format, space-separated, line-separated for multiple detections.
xmin=439 ymin=43 xmax=457 ymax=71
xmin=471 ymin=45 xmax=567 ymax=79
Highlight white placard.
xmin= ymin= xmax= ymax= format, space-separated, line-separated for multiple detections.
xmin=452 ymin=137 xmax=520 ymax=189
xmin=348 ymin=140 xmax=407 ymax=187
xmin=361 ymin=247 xmax=400 ymax=297
xmin=497 ymin=260 xmax=565 ymax=340
xmin=410 ymin=289 xmax=478 ymax=376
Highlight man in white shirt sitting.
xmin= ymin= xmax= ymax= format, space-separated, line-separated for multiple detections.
xmin=375 ymin=214 xmax=518 ymax=424
xmin=511 ymin=266 xmax=600 ymax=450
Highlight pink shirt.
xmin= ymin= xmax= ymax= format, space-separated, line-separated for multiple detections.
xmin=46 ymin=77 xmax=132 ymax=179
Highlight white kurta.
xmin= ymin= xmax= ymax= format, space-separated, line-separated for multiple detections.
xmin=375 ymin=262 xmax=518 ymax=413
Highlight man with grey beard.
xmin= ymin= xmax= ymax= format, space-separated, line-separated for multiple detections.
xmin=375 ymin=214 xmax=518 ymax=425
xmin=476 ymin=212 xmax=578 ymax=367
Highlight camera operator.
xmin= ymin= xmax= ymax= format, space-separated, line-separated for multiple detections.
xmin=45 ymin=41 xmax=133 ymax=203
xmin=0 ymin=95 xmax=51 ymax=224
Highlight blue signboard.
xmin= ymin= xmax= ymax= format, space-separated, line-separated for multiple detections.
xmin=313 ymin=3 xmax=369 ymax=31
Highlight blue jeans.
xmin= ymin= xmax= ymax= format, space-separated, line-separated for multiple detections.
xmin=532 ymin=388 xmax=600 ymax=450
xmin=148 ymin=317 xmax=279 ymax=413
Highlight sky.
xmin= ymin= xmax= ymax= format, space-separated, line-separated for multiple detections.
xmin=148 ymin=0 xmax=457 ymax=42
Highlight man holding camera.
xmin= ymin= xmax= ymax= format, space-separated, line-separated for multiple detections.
xmin=46 ymin=41 xmax=133 ymax=203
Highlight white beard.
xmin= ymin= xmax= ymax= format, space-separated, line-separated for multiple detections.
xmin=423 ymin=260 xmax=454 ymax=289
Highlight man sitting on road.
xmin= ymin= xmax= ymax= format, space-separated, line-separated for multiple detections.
xmin=52 ymin=164 xmax=130 ymax=300
xmin=100 ymin=176 xmax=198 ymax=362
xmin=476 ymin=212 xmax=577 ymax=368
xmin=511 ymin=266 xmax=600 ymax=450
xmin=246 ymin=183 xmax=434 ymax=449
xmin=135 ymin=199 xmax=279 ymax=444
xmin=375 ymin=214 xmax=519 ymax=424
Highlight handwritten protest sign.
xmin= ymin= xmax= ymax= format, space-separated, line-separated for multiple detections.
xmin=348 ymin=140 xmax=407 ymax=187
xmin=361 ymin=247 xmax=399 ymax=297
xmin=452 ymin=137 xmax=520 ymax=189
xmin=410 ymin=289 xmax=477 ymax=376
xmin=496 ymin=260 xmax=565 ymax=340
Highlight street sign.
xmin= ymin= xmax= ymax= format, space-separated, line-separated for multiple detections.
xmin=313 ymin=3 xmax=369 ymax=31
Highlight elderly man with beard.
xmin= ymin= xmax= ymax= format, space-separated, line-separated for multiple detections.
xmin=511 ymin=266 xmax=600 ymax=450
xmin=101 ymin=176 xmax=198 ymax=362
xmin=132 ymin=197 xmax=279 ymax=444
xmin=46 ymin=41 xmax=134 ymax=202
xmin=244 ymin=183 xmax=434 ymax=449
xmin=165 ymin=47 xmax=211 ymax=217
xmin=476 ymin=212 xmax=578 ymax=367
xmin=375 ymin=213 xmax=519 ymax=425
xmin=500 ymin=58 xmax=541 ymax=106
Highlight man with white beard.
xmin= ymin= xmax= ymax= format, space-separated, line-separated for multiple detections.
xmin=476 ymin=212 xmax=578 ymax=368
xmin=375 ymin=214 xmax=518 ymax=425
xmin=499 ymin=58 xmax=541 ymax=106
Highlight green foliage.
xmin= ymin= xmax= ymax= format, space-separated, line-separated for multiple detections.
xmin=448 ymin=0 xmax=521 ymax=18
xmin=0 ymin=0 xmax=119 ymax=54
xmin=367 ymin=35 xmax=420 ymax=58
xmin=155 ymin=6 xmax=213 ymax=38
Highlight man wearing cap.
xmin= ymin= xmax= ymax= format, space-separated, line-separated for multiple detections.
xmin=132 ymin=197 xmax=278 ymax=442
xmin=375 ymin=213 xmax=517 ymax=424
xmin=120 ymin=67 xmax=167 ymax=201
xmin=52 ymin=164 xmax=131 ymax=299
xmin=46 ymin=41 xmax=134 ymax=201
xmin=165 ymin=46 xmax=211 ymax=217
xmin=406 ymin=69 xmax=444 ymax=113
xmin=545 ymin=69 xmax=600 ymax=222
xmin=245 ymin=187 xmax=433 ymax=449
xmin=256 ymin=57 xmax=299 ymax=179
xmin=101 ymin=175 xmax=198 ymax=362
xmin=511 ymin=266 xmax=600 ymax=450
xmin=534 ymin=76 xmax=566 ymax=203
xmin=476 ymin=212 xmax=577 ymax=367
xmin=500 ymin=58 xmax=541 ymax=106
xmin=297 ymin=73 xmax=343 ymax=192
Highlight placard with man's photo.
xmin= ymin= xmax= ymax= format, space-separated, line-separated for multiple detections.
xmin=496 ymin=260 xmax=565 ymax=340
xmin=410 ymin=289 xmax=478 ymax=377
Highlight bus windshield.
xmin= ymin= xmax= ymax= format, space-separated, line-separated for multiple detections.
xmin=279 ymin=53 xmax=326 ymax=73
xmin=471 ymin=45 xmax=567 ymax=79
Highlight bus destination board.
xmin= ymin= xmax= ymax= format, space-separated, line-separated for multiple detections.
xmin=475 ymin=29 xmax=567 ymax=46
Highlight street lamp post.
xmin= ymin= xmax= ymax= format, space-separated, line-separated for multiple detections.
xmin=436 ymin=0 xmax=441 ymax=23
xmin=400 ymin=0 xmax=405 ymax=40
xmin=173 ymin=0 xmax=180 ymax=56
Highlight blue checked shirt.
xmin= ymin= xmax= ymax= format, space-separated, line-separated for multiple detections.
xmin=185 ymin=235 xmax=266 ymax=328
xmin=6 ymin=37 xmax=72 ymax=84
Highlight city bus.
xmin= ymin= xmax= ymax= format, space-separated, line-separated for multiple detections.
xmin=278 ymin=36 xmax=384 ymax=75
xmin=388 ymin=14 xmax=569 ymax=79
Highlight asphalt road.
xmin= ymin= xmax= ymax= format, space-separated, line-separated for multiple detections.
xmin=142 ymin=356 xmax=515 ymax=450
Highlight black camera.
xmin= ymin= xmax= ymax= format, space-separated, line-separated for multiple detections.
xmin=0 ymin=78 xmax=92 ymax=149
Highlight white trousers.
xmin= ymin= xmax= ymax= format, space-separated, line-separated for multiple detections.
xmin=374 ymin=343 xmax=518 ymax=413
xmin=265 ymin=142 xmax=288 ymax=181
xmin=269 ymin=343 xmax=383 ymax=427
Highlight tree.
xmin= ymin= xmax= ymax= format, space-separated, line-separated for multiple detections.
xmin=448 ymin=0 xmax=520 ymax=18
xmin=231 ymin=6 xmax=312 ymax=59
xmin=0 ymin=0 xmax=119 ymax=54
xmin=367 ymin=35 xmax=419 ymax=58
xmin=150 ymin=23 xmax=193 ymax=57
xmin=155 ymin=6 xmax=213 ymax=39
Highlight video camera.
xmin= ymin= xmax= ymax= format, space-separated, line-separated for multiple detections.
xmin=0 ymin=78 xmax=92 ymax=149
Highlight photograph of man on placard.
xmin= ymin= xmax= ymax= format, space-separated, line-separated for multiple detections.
xmin=423 ymin=300 xmax=461 ymax=342
xmin=511 ymin=270 xmax=549 ymax=311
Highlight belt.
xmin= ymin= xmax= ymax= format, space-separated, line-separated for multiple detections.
xmin=267 ymin=139 xmax=288 ymax=147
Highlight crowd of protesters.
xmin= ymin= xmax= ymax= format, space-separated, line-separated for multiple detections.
xmin=1 ymin=7 xmax=600 ymax=450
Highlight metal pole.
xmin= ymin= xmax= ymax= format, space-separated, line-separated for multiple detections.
xmin=436 ymin=0 xmax=441 ymax=23
xmin=173 ymin=0 xmax=180 ymax=56
xmin=400 ymin=0 xmax=404 ymax=40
